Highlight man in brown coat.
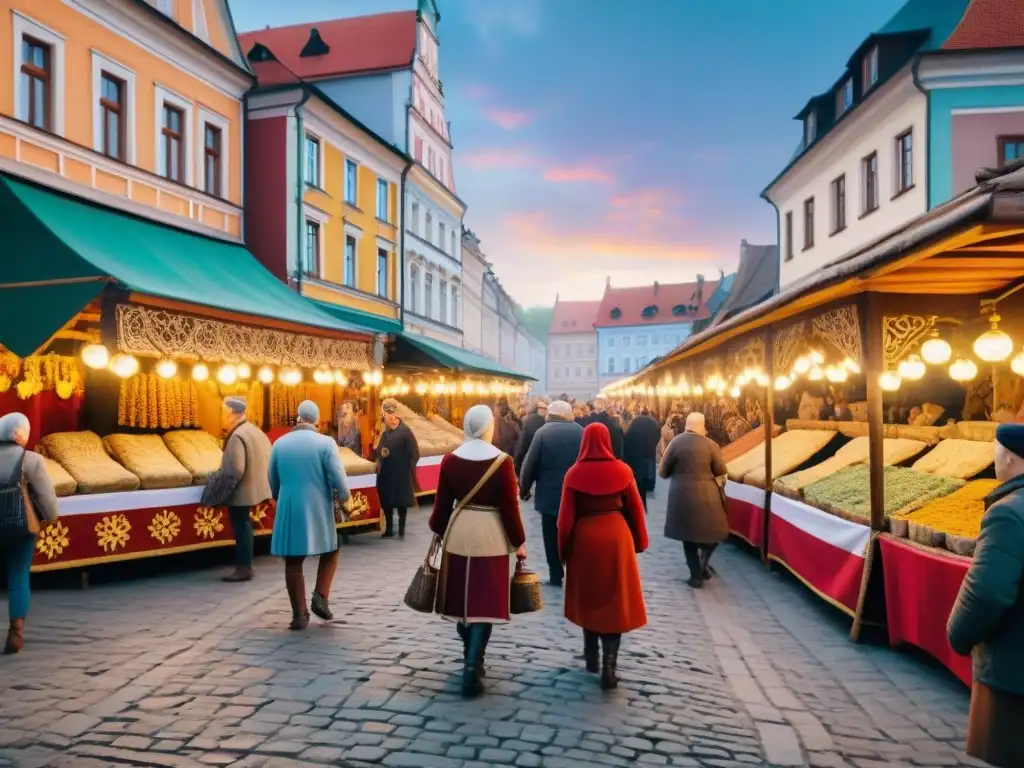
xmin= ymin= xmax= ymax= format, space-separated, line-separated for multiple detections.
xmin=202 ymin=397 xmax=272 ymax=582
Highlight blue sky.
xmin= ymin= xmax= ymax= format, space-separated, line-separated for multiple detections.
xmin=230 ymin=0 xmax=907 ymax=304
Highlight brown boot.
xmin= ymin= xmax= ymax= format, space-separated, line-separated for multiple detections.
xmin=284 ymin=568 xmax=309 ymax=630
xmin=222 ymin=566 xmax=254 ymax=583
xmin=311 ymin=551 xmax=339 ymax=621
xmin=4 ymin=619 xmax=24 ymax=654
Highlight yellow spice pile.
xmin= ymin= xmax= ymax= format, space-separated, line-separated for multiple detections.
xmin=896 ymin=479 xmax=1001 ymax=538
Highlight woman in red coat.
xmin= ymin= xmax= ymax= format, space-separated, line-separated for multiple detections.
xmin=558 ymin=422 xmax=649 ymax=690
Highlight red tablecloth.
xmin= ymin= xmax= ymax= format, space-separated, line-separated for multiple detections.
xmin=878 ymin=535 xmax=971 ymax=686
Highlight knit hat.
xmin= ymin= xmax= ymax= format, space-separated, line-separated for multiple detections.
xmin=547 ymin=400 xmax=572 ymax=419
xmin=297 ymin=400 xmax=320 ymax=423
xmin=224 ymin=396 xmax=247 ymax=414
xmin=381 ymin=398 xmax=399 ymax=414
xmin=996 ymin=423 xmax=1024 ymax=458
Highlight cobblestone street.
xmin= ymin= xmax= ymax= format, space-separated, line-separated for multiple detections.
xmin=0 ymin=487 xmax=976 ymax=768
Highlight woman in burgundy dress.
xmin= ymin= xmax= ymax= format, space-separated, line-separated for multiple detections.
xmin=559 ymin=422 xmax=649 ymax=690
xmin=430 ymin=405 xmax=527 ymax=698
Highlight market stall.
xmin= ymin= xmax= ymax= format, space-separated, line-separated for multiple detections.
xmin=602 ymin=163 xmax=1024 ymax=682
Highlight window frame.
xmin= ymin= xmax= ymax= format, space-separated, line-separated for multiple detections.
xmin=376 ymin=177 xmax=389 ymax=222
xmin=98 ymin=72 xmax=126 ymax=162
xmin=784 ymin=211 xmax=794 ymax=262
xmin=154 ymin=86 xmax=193 ymax=186
xmin=830 ymin=174 xmax=846 ymax=235
xmin=863 ymin=46 xmax=880 ymax=93
xmin=804 ymin=111 xmax=817 ymax=146
xmin=376 ymin=242 xmax=391 ymax=299
xmin=895 ymin=129 xmax=914 ymax=196
xmin=451 ymin=285 xmax=459 ymax=328
xmin=803 ymin=196 xmax=815 ymax=250
xmin=607 ymin=356 xmax=615 ymax=374
xmin=439 ymin=278 xmax=449 ymax=324
xmin=837 ymin=78 xmax=853 ymax=115
xmin=20 ymin=35 xmax=52 ymax=132
xmin=304 ymin=219 xmax=321 ymax=279
xmin=343 ymin=234 xmax=358 ymax=289
xmin=410 ymin=202 xmax=419 ymax=235
xmin=997 ymin=135 xmax=1024 ymax=168
xmin=424 ymin=270 xmax=434 ymax=318
xmin=344 ymin=159 xmax=358 ymax=205
xmin=91 ymin=52 xmax=136 ymax=165
xmin=409 ymin=264 xmax=420 ymax=315
xmin=13 ymin=15 xmax=65 ymax=136
xmin=862 ymin=151 xmax=879 ymax=215
xmin=201 ymin=123 xmax=223 ymax=197
xmin=160 ymin=103 xmax=186 ymax=184
xmin=303 ymin=133 xmax=321 ymax=188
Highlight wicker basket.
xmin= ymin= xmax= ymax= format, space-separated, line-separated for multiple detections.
xmin=510 ymin=558 xmax=543 ymax=615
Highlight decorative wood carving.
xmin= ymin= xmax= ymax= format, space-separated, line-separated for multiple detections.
xmin=812 ymin=305 xmax=862 ymax=364
xmin=882 ymin=315 xmax=936 ymax=367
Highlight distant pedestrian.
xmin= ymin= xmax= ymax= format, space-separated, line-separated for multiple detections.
xmin=430 ymin=405 xmax=526 ymax=698
xmin=492 ymin=400 xmax=522 ymax=456
xmin=558 ymin=422 xmax=648 ymax=689
xmin=336 ymin=400 xmax=363 ymax=455
xmin=948 ymin=423 xmax=1024 ymax=768
xmin=592 ymin=401 xmax=624 ymax=459
xmin=514 ymin=398 xmax=549 ymax=476
xmin=375 ymin=398 xmax=420 ymax=539
xmin=269 ymin=401 xmax=349 ymax=629
xmin=659 ymin=412 xmax=728 ymax=588
xmin=519 ymin=400 xmax=584 ymax=586
xmin=623 ymin=407 xmax=661 ymax=510
xmin=0 ymin=413 xmax=60 ymax=654
xmin=201 ymin=396 xmax=272 ymax=583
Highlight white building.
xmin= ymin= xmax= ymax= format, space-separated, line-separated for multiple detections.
xmin=460 ymin=228 xmax=486 ymax=355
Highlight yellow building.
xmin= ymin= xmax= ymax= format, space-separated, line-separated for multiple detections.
xmin=0 ymin=0 xmax=252 ymax=239
xmin=244 ymin=54 xmax=409 ymax=333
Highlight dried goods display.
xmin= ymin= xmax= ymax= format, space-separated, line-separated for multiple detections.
xmin=103 ymin=434 xmax=193 ymax=491
xmin=802 ymin=465 xmax=964 ymax=522
xmin=339 ymin=447 xmax=375 ymax=476
xmin=721 ymin=424 xmax=780 ymax=463
xmin=118 ymin=375 xmax=199 ymax=429
xmin=739 ymin=429 xmax=839 ymax=488
xmin=41 ymin=455 xmax=77 ymax=497
xmin=428 ymin=413 xmax=464 ymax=438
xmin=162 ymin=430 xmax=224 ymax=484
xmin=910 ymin=438 xmax=994 ymax=479
xmin=38 ymin=431 xmax=140 ymax=494
xmin=394 ymin=403 xmax=464 ymax=457
xmin=891 ymin=479 xmax=1000 ymax=555
xmin=774 ymin=437 xmax=927 ymax=497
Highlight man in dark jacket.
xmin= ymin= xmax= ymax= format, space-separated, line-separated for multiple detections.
xmin=519 ymin=400 xmax=584 ymax=586
xmin=623 ymin=407 xmax=661 ymax=509
xmin=514 ymin=398 xmax=549 ymax=476
xmin=592 ymin=401 xmax=624 ymax=459
xmin=375 ymin=399 xmax=420 ymax=539
xmin=948 ymin=423 xmax=1024 ymax=768
xmin=492 ymin=400 xmax=522 ymax=455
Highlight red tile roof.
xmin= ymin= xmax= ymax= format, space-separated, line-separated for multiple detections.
xmin=595 ymin=279 xmax=720 ymax=328
xmin=943 ymin=0 xmax=1024 ymax=49
xmin=238 ymin=12 xmax=417 ymax=84
xmin=549 ymin=300 xmax=600 ymax=335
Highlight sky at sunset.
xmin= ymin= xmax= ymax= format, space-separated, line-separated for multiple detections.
xmin=230 ymin=0 xmax=907 ymax=305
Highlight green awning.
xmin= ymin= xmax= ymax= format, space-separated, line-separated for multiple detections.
xmin=312 ymin=300 xmax=402 ymax=335
xmin=0 ymin=176 xmax=372 ymax=357
xmin=395 ymin=332 xmax=535 ymax=381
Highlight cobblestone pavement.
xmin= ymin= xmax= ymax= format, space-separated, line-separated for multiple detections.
xmin=0 ymin=486 xmax=977 ymax=768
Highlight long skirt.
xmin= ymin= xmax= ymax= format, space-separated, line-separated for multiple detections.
xmin=966 ymin=681 xmax=1024 ymax=768
xmin=435 ymin=505 xmax=514 ymax=624
xmin=564 ymin=512 xmax=647 ymax=634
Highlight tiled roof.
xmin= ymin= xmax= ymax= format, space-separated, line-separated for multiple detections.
xmin=549 ymin=300 xmax=600 ymax=335
xmin=710 ymin=244 xmax=779 ymax=329
xmin=943 ymin=0 xmax=1024 ymax=49
xmin=595 ymin=279 xmax=720 ymax=329
xmin=238 ymin=12 xmax=417 ymax=83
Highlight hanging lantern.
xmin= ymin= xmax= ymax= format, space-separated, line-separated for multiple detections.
xmin=312 ymin=369 xmax=332 ymax=385
xmin=809 ymin=350 xmax=825 ymax=365
xmin=257 ymin=366 xmax=275 ymax=384
xmin=692 ymin=385 xmax=704 ymax=396
xmin=792 ymin=356 xmax=811 ymax=376
xmin=843 ymin=357 xmax=861 ymax=374
xmin=774 ymin=375 xmax=791 ymax=391
xmin=808 ymin=367 xmax=824 ymax=381
xmin=109 ymin=354 xmax=139 ymax=379
xmin=949 ymin=357 xmax=978 ymax=382
xmin=825 ymin=366 xmax=847 ymax=383
xmin=370 ymin=370 xmax=383 ymax=386
xmin=334 ymin=370 xmax=348 ymax=386
xmin=897 ymin=354 xmax=926 ymax=381
xmin=973 ymin=313 xmax=1013 ymax=363
xmin=81 ymin=344 xmax=110 ymax=370
xmin=192 ymin=363 xmax=210 ymax=382
xmin=729 ymin=386 xmax=741 ymax=398
xmin=236 ymin=363 xmax=251 ymax=380
xmin=155 ymin=358 xmax=178 ymax=379
xmin=279 ymin=368 xmax=301 ymax=386
xmin=755 ymin=373 xmax=770 ymax=387
xmin=879 ymin=370 xmax=901 ymax=392
xmin=1012 ymin=352 xmax=1024 ymax=377
xmin=217 ymin=364 xmax=238 ymax=385
xmin=414 ymin=381 xmax=428 ymax=396
xmin=921 ymin=335 xmax=952 ymax=365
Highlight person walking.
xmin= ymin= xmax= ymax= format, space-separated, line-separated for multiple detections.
xmin=492 ymin=399 xmax=522 ymax=456
xmin=513 ymin=398 xmax=549 ymax=476
xmin=374 ymin=398 xmax=420 ymax=539
xmin=430 ymin=405 xmax=526 ymax=698
xmin=269 ymin=400 xmax=349 ymax=629
xmin=623 ymin=407 xmax=662 ymax=510
xmin=201 ymin=396 xmax=272 ymax=583
xmin=948 ymin=423 xmax=1024 ymax=768
xmin=558 ymin=422 xmax=648 ymax=690
xmin=0 ymin=413 xmax=60 ymax=654
xmin=519 ymin=400 xmax=584 ymax=586
xmin=659 ymin=412 xmax=728 ymax=588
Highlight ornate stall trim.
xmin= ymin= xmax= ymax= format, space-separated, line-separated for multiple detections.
xmin=774 ymin=321 xmax=806 ymax=373
xmin=883 ymin=315 xmax=937 ymax=368
xmin=812 ymin=305 xmax=862 ymax=364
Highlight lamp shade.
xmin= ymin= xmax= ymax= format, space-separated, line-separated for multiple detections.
xmin=949 ymin=357 xmax=978 ymax=382
xmin=921 ymin=337 xmax=952 ymax=365
xmin=879 ymin=371 xmax=901 ymax=392
xmin=973 ymin=315 xmax=1013 ymax=363
xmin=897 ymin=354 xmax=925 ymax=381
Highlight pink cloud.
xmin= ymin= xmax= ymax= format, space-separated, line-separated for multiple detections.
xmin=543 ymin=165 xmax=615 ymax=184
xmin=461 ymin=148 xmax=538 ymax=170
xmin=461 ymin=83 xmax=491 ymax=100
xmin=483 ymin=107 xmax=534 ymax=131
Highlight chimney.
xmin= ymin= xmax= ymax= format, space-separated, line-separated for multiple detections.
xmin=300 ymin=28 xmax=330 ymax=58
xmin=696 ymin=274 xmax=705 ymax=303
xmin=653 ymin=280 xmax=659 ymax=294
xmin=605 ymin=276 xmax=611 ymax=288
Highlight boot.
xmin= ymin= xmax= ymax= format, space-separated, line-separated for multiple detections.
xmin=285 ymin=570 xmax=309 ymax=630
xmin=381 ymin=508 xmax=395 ymax=538
xmin=221 ymin=566 xmax=254 ymax=583
xmin=457 ymin=623 xmax=486 ymax=678
xmin=600 ymin=634 xmax=620 ymax=690
xmin=311 ymin=551 xmax=339 ymax=621
xmin=700 ymin=545 xmax=718 ymax=581
xmin=461 ymin=624 xmax=487 ymax=698
xmin=583 ymin=630 xmax=599 ymax=674
xmin=479 ymin=623 xmax=492 ymax=679
xmin=4 ymin=619 xmax=24 ymax=655
xmin=397 ymin=508 xmax=407 ymax=539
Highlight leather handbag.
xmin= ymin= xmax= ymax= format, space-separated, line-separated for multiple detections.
xmin=403 ymin=453 xmax=507 ymax=614
xmin=510 ymin=557 xmax=543 ymax=615
xmin=0 ymin=449 xmax=40 ymax=538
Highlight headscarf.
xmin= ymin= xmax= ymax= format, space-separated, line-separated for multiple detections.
xmin=463 ymin=404 xmax=494 ymax=440
xmin=562 ymin=422 xmax=635 ymax=497
xmin=576 ymin=422 xmax=616 ymax=462
xmin=685 ymin=412 xmax=707 ymax=436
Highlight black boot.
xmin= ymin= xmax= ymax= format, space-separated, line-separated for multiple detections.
xmin=381 ymin=508 xmax=395 ymax=538
xmin=600 ymin=634 xmax=620 ymax=690
xmin=583 ymin=630 xmax=599 ymax=674
xmin=397 ymin=507 xmax=407 ymax=539
xmin=701 ymin=544 xmax=718 ymax=581
xmin=462 ymin=624 xmax=488 ymax=698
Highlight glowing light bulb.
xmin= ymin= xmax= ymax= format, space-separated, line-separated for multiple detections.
xmin=809 ymin=350 xmax=825 ymax=365
xmin=155 ymin=358 xmax=177 ymax=379
xmin=1012 ymin=352 xmax=1024 ymax=377
xmin=81 ymin=344 xmax=110 ymax=370
xmin=258 ymin=366 xmax=274 ymax=384
xmin=792 ymin=356 xmax=811 ymax=375
xmin=843 ymin=357 xmax=861 ymax=374
xmin=897 ymin=354 xmax=926 ymax=381
xmin=973 ymin=314 xmax=1013 ymax=363
xmin=236 ymin=363 xmax=251 ymax=380
xmin=949 ymin=357 xmax=978 ymax=382
xmin=825 ymin=366 xmax=848 ymax=383
xmin=334 ymin=370 xmax=348 ymax=386
xmin=808 ymin=367 xmax=824 ymax=381
xmin=109 ymin=354 xmax=139 ymax=378
xmin=774 ymin=375 xmax=791 ymax=391
xmin=921 ymin=336 xmax=952 ymax=365
xmin=192 ymin=363 xmax=209 ymax=382
xmin=693 ymin=385 xmax=704 ymax=396
xmin=879 ymin=370 xmax=901 ymax=392
xmin=729 ymin=386 xmax=741 ymax=398
xmin=217 ymin=364 xmax=237 ymax=385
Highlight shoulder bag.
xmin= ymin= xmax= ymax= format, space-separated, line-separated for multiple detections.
xmin=0 ymin=449 xmax=40 ymax=538
xmin=403 ymin=453 xmax=507 ymax=613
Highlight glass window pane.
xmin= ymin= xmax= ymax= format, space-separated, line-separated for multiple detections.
xmin=107 ymin=114 xmax=120 ymax=158
xmin=32 ymin=82 xmax=45 ymax=128
xmin=18 ymin=73 xmax=30 ymax=121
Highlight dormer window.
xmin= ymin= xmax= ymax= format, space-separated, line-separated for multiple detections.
xmin=804 ymin=111 xmax=817 ymax=146
xmin=838 ymin=78 xmax=853 ymax=115
xmin=863 ymin=46 xmax=879 ymax=93
xmin=610 ymin=307 xmax=622 ymax=320
xmin=641 ymin=305 xmax=658 ymax=318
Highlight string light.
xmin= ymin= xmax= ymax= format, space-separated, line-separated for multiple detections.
xmin=825 ymin=365 xmax=848 ymax=383
xmin=897 ymin=354 xmax=926 ymax=381
xmin=879 ymin=370 xmax=901 ymax=392
xmin=949 ymin=357 xmax=978 ymax=382
xmin=109 ymin=354 xmax=139 ymax=378
xmin=217 ymin=364 xmax=237 ymax=385
xmin=921 ymin=335 xmax=952 ymax=365
xmin=192 ymin=363 xmax=210 ymax=382
xmin=81 ymin=344 xmax=110 ymax=370
xmin=774 ymin=375 xmax=791 ymax=391
xmin=237 ymin=363 xmax=251 ymax=380
xmin=1012 ymin=352 xmax=1024 ymax=377
xmin=155 ymin=358 xmax=177 ymax=379
xmin=257 ymin=366 xmax=274 ymax=384
xmin=973 ymin=313 xmax=1013 ymax=363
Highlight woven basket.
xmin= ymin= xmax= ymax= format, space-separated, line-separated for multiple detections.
xmin=510 ymin=558 xmax=543 ymax=615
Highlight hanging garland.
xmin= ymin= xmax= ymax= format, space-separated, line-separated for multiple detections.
xmin=12 ymin=354 xmax=83 ymax=401
xmin=117 ymin=374 xmax=199 ymax=429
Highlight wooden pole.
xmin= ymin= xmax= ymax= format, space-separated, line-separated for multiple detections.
xmin=862 ymin=293 xmax=885 ymax=531
xmin=762 ymin=327 xmax=775 ymax=562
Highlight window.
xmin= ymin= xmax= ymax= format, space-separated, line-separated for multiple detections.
xmin=425 ymin=212 xmax=433 ymax=242
xmin=565 ymin=343 xmax=572 ymax=357
xmin=587 ymin=366 xmax=594 ymax=378
xmin=345 ymin=159 xmax=357 ymax=205
xmin=414 ymin=136 xmax=423 ymax=162
xmin=20 ymin=36 xmax=51 ymax=131
xmin=410 ymin=202 xmax=419 ymax=235
xmin=439 ymin=223 xmax=447 ymax=251
xmin=804 ymin=111 xmax=817 ymax=146
xmin=575 ymin=367 xmax=582 ymax=378
xmin=153 ymin=0 xmax=175 ymax=16
xmin=862 ymin=152 xmax=879 ymax=214
xmin=831 ymin=175 xmax=846 ymax=234
xmin=304 ymin=135 xmax=320 ymax=187
xmin=554 ymin=367 xmax=562 ymax=379
xmin=651 ymin=334 xmax=659 ymax=345
xmin=588 ymin=344 xmax=595 ymax=355
xmin=803 ymin=197 xmax=815 ymax=250
xmin=409 ymin=265 xmax=419 ymax=314
xmin=576 ymin=344 xmax=583 ymax=357
xmin=304 ymin=220 xmax=320 ymax=277
xmin=998 ymin=136 xmax=1024 ymax=167
xmin=161 ymin=104 xmax=185 ymax=183
xmin=606 ymin=337 xmax=614 ymax=348
xmin=637 ymin=335 xmax=647 ymax=346
xmin=424 ymin=272 xmax=434 ymax=318
xmin=202 ymin=123 xmax=222 ymax=197
xmin=376 ymin=178 xmax=388 ymax=221
xmin=99 ymin=73 xmax=124 ymax=160
xmin=427 ymin=147 xmax=435 ymax=174
xmin=607 ymin=357 xmax=615 ymax=374
xmin=439 ymin=279 xmax=448 ymax=324
xmin=622 ymin=358 xmax=631 ymax=373
xmin=638 ymin=357 xmax=648 ymax=368
xmin=377 ymin=248 xmax=389 ymax=298
xmin=452 ymin=287 xmax=459 ymax=327
xmin=784 ymin=211 xmax=793 ymax=261
xmin=863 ymin=46 xmax=879 ymax=92
xmin=450 ymin=232 xmax=456 ymax=256
xmin=344 ymin=235 xmax=356 ymax=288
xmin=837 ymin=78 xmax=853 ymax=115
xmin=895 ymin=130 xmax=913 ymax=195
xmin=623 ymin=337 xmax=631 ymax=347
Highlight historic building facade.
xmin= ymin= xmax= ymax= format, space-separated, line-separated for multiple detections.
xmin=547 ymin=299 xmax=600 ymax=400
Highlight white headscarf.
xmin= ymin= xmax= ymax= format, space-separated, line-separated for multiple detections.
xmin=685 ymin=412 xmax=707 ymax=436
xmin=463 ymin=404 xmax=494 ymax=440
